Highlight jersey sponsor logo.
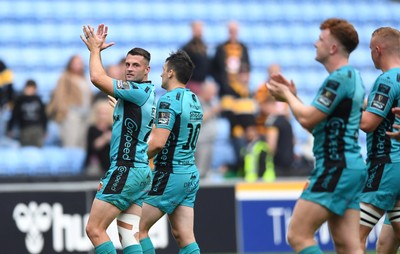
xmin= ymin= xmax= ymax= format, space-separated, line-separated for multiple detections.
xmin=377 ymin=83 xmax=390 ymax=94
xmin=189 ymin=103 xmax=201 ymax=110
xmin=149 ymin=171 xmax=170 ymax=195
xmin=371 ymin=94 xmax=388 ymax=111
xmin=122 ymin=118 xmax=138 ymax=161
xmin=373 ymin=120 xmax=391 ymax=157
xmin=103 ymin=166 xmax=129 ymax=194
xmin=116 ymin=80 xmax=130 ymax=90
xmin=363 ymin=163 xmax=384 ymax=192
xmin=159 ymin=102 xmax=170 ymax=109
xmin=184 ymin=173 xmax=199 ymax=193
xmin=190 ymin=111 xmax=203 ymax=121
xmin=157 ymin=112 xmax=171 ymax=125
xmin=326 ymin=117 xmax=345 ymax=161
xmin=311 ymin=166 xmax=344 ymax=192
xmin=326 ymin=80 xmax=340 ymax=91
xmin=317 ymin=88 xmax=336 ymax=108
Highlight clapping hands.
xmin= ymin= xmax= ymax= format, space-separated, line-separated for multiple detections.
xmin=81 ymin=24 xmax=115 ymax=52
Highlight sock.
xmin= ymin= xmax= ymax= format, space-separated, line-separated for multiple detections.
xmin=140 ymin=237 xmax=155 ymax=254
xmin=298 ymin=245 xmax=323 ymax=254
xmin=123 ymin=244 xmax=142 ymax=254
xmin=179 ymin=242 xmax=200 ymax=254
xmin=95 ymin=241 xmax=117 ymax=254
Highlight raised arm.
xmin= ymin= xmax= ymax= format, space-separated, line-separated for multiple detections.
xmin=81 ymin=24 xmax=115 ymax=95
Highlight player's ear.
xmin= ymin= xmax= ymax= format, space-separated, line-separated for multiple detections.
xmin=168 ymin=69 xmax=174 ymax=79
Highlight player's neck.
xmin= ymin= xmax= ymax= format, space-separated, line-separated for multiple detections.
xmin=167 ymin=82 xmax=186 ymax=91
xmin=324 ymin=57 xmax=349 ymax=73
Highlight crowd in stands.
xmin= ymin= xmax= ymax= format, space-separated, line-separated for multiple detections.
xmin=0 ymin=20 xmax=314 ymax=181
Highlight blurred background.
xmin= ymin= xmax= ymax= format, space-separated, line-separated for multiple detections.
xmin=0 ymin=0 xmax=398 ymax=253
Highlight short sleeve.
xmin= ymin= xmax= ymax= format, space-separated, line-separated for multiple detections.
xmin=113 ymin=79 xmax=150 ymax=106
xmin=366 ymin=75 xmax=398 ymax=118
xmin=155 ymin=96 xmax=177 ymax=131
xmin=311 ymin=74 xmax=348 ymax=115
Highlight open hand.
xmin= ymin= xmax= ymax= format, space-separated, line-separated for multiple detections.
xmin=80 ymin=24 xmax=115 ymax=51
xmin=387 ymin=107 xmax=400 ymax=141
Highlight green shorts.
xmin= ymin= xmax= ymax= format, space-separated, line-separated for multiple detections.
xmin=144 ymin=166 xmax=200 ymax=214
xmin=301 ymin=159 xmax=367 ymax=216
xmin=360 ymin=161 xmax=400 ymax=211
xmin=96 ymin=165 xmax=152 ymax=211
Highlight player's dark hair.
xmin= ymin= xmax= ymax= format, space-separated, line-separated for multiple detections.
xmin=127 ymin=47 xmax=151 ymax=63
xmin=165 ymin=50 xmax=195 ymax=85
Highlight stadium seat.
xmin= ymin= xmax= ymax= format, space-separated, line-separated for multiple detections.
xmin=42 ymin=147 xmax=70 ymax=175
xmin=20 ymin=146 xmax=48 ymax=175
xmin=64 ymin=148 xmax=86 ymax=175
xmin=211 ymin=118 xmax=236 ymax=169
xmin=0 ymin=148 xmax=25 ymax=176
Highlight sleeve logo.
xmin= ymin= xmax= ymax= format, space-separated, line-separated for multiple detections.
xmin=159 ymin=102 xmax=171 ymax=109
xmin=317 ymin=88 xmax=336 ymax=108
xmin=326 ymin=80 xmax=340 ymax=90
xmin=371 ymin=94 xmax=389 ymax=111
xmin=116 ymin=80 xmax=130 ymax=90
xmin=377 ymin=83 xmax=390 ymax=95
xmin=157 ymin=112 xmax=171 ymax=125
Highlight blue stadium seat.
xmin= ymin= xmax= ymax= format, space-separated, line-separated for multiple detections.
xmin=64 ymin=148 xmax=86 ymax=175
xmin=12 ymin=0 xmax=36 ymax=19
xmin=42 ymin=147 xmax=70 ymax=175
xmin=20 ymin=146 xmax=48 ymax=175
xmin=211 ymin=118 xmax=235 ymax=169
xmin=0 ymin=148 xmax=25 ymax=176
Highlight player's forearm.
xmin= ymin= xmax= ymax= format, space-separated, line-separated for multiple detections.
xmin=89 ymin=50 xmax=105 ymax=84
xmin=89 ymin=50 xmax=113 ymax=95
xmin=286 ymin=92 xmax=313 ymax=130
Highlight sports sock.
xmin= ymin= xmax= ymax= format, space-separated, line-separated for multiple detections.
xmin=298 ymin=245 xmax=323 ymax=254
xmin=95 ymin=241 xmax=117 ymax=254
xmin=123 ymin=244 xmax=142 ymax=254
xmin=179 ymin=242 xmax=200 ymax=254
xmin=140 ymin=237 xmax=155 ymax=254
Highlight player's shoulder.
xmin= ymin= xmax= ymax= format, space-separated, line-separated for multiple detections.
xmin=380 ymin=67 xmax=400 ymax=81
xmin=374 ymin=68 xmax=400 ymax=92
xmin=331 ymin=65 xmax=358 ymax=80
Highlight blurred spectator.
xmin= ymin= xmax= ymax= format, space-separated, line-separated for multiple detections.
xmin=254 ymin=64 xmax=291 ymax=130
xmin=0 ymin=59 xmax=13 ymax=109
xmin=211 ymin=20 xmax=251 ymax=98
xmin=93 ymin=57 xmax=126 ymax=103
xmin=263 ymin=95 xmax=296 ymax=177
xmin=46 ymin=54 xmax=93 ymax=148
xmin=254 ymin=65 xmax=313 ymax=177
xmin=7 ymin=79 xmax=47 ymax=147
xmin=195 ymin=81 xmax=221 ymax=178
xmin=84 ymin=99 xmax=112 ymax=176
xmin=107 ymin=57 xmax=125 ymax=80
xmin=211 ymin=21 xmax=255 ymax=177
xmin=181 ymin=21 xmax=209 ymax=95
xmin=0 ymin=59 xmax=14 ymax=139
xmin=240 ymin=117 xmax=275 ymax=182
